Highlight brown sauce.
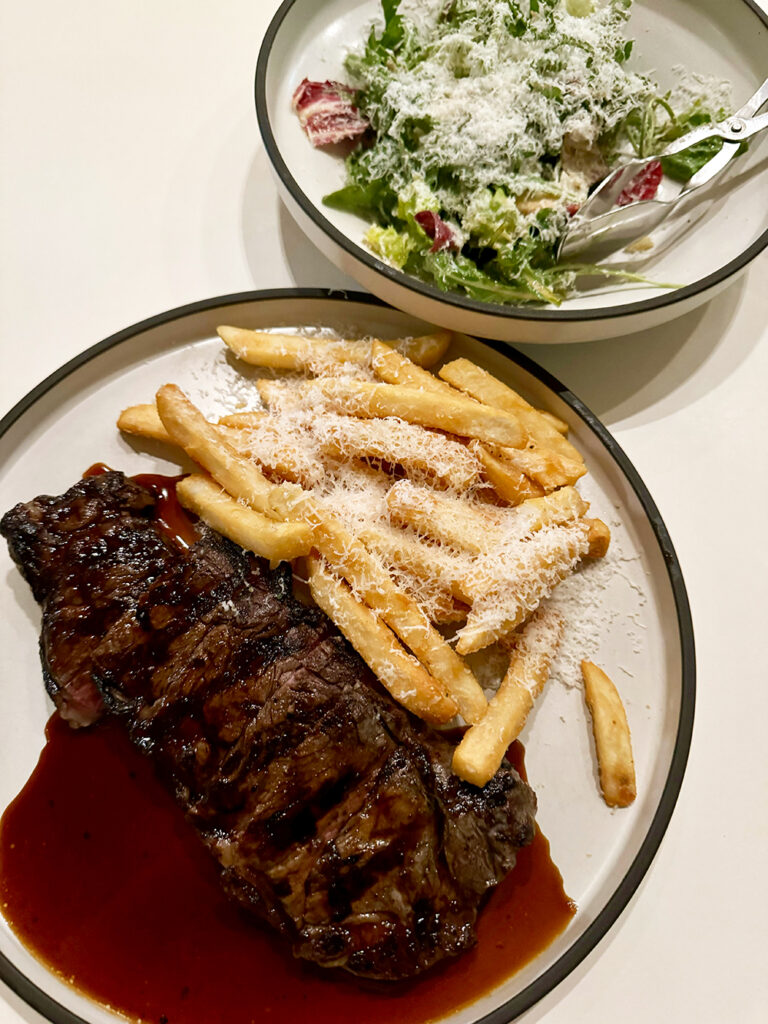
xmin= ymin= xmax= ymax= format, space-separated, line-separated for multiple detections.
xmin=131 ymin=472 xmax=197 ymax=549
xmin=1 ymin=468 xmax=575 ymax=1023
xmin=0 ymin=718 xmax=574 ymax=1024
xmin=84 ymin=462 xmax=198 ymax=549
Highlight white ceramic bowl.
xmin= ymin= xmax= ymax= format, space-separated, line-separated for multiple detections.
xmin=256 ymin=0 xmax=768 ymax=343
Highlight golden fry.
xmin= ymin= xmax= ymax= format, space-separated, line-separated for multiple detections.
xmin=217 ymin=410 xmax=267 ymax=428
xmin=386 ymin=480 xmax=502 ymax=554
xmin=317 ymin=414 xmax=481 ymax=490
xmin=397 ymin=331 xmax=452 ymax=368
xmin=370 ymin=341 xmax=456 ymax=394
xmin=118 ymin=403 xmax=172 ymax=443
xmin=585 ymin=518 xmax=611 ymax=558
xmin=493 ymin=444 xmax=586 ymax=491
xmin=438 ymin=358 xmax=583 ymax=464
xmin=155 ymin=384 xmax=282 ymax=516
xmin=455 ymin=521 xmax=591 ymax=654
xmin=387 ymin=480 xmax=588 ymax=556
xmin=217 ymin=326 xmax=452 ymax=370
xmin=357 ymin=521 xmax=472 ymax=610
xmin=315 ymin=380 xmax=527 ymax=449
xmin=453 ymin=608 xmax=563 ymax=786
xmin=581 ymin=661 xmax=636 ymax=807
xmin=176 ymin=474 xmax=313 ymax=563
xmin=307 ymin=557 xmax=457 ymax=724
xmin=539 ymin=410 xmax=569 ymax=435
xmin=473 ymin=444 xmax=544 ymax=504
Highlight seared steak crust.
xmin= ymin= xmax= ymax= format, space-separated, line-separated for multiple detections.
xmin=1 ymin=472 xmax=536 ymax=979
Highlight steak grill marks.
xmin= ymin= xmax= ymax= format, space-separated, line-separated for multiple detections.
xmin=1 ymin=472 xmax=536 ymax=980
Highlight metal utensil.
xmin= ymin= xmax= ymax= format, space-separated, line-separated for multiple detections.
xmin=557 ymin=78 xmax=768 ymax=264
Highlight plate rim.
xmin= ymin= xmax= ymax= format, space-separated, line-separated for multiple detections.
xmin=254 ymin=0 xmax=768 ymax=324
xmin=0 ymin=287 xmax=696 ymax=1024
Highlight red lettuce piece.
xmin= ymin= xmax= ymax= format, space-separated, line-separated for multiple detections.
xmin=617 ymin=160 xmax=663 ymax=206
xmin=414 ymin=210 xmax=458 ymax=252
xmin=292 ymin=79 xmax=369 ymax=148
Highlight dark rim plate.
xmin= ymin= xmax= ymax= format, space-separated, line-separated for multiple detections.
xmin=0 ymin=289 xmax=695 ymax=1023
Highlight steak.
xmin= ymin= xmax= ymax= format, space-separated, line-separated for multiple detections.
xmin=1 ymin=471 xmax=537 ymax=980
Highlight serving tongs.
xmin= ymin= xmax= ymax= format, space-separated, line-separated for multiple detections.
xmin=557 ymin=77 xmax=768 ymax=264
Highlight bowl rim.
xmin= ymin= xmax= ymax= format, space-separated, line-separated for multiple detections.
xmin=255 ymin=0 xmax=768 ymax=323
xmin=0 ymin=287 xmax=696 ymax=1024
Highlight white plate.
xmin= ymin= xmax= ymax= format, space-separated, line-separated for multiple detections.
xmin=0 ymin=290 xmax=694 ymax=1024
xmin=256 ymin=0 xmax=768 ymax=343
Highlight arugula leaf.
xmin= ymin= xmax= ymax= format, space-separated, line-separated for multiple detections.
xmin=323 ymin=179 xmax=398 ymax=225
xmin=379 ymin=0 xmax=404 ymax=52
xmin=414 ymin=250 xmax=556 ymax=305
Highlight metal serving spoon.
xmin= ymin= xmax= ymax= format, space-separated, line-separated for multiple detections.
xmin=557 ymin=77 xmax=768 ymax=264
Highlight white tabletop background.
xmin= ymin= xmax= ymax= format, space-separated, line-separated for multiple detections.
xmin=1 ymin=2 xmax=767 ymax=1022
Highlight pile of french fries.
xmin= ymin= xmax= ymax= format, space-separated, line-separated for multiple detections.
xmin=117 ymin=325 xmax=635 ymax=807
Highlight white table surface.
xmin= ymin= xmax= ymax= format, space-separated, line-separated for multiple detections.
xmin=1 ymin=2 xmax=767 ymax=1022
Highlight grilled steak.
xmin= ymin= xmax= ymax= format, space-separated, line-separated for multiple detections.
xmin=1 ymin=471 xmax=537 ymax=980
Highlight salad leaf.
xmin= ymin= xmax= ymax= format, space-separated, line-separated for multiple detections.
xmin=323 ymin=179 xmax=398 ymax=225
xmin=379 ymin=0 xmax=405 ymax=53
xmin=463 ymin=188 xmax=523 ymax=248
xmin=365 ymin=225 xmax=418 ymax=268
xmin=414 ymin=250 xmax=547 ymax=304
xmin=660 ymin=138 xmax=724 ymax=182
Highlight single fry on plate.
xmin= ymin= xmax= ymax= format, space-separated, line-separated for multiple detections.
xmin=582 ymin=660 xmax=637 ymax=808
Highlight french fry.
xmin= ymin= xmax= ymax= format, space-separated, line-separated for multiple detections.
xmin=217 ymin=410 xmax=267 ymax=428
xmin=455 ymin=521 xmax=591 ymax=654
xmin=398 ymin=331 xmax=452 ymax=368
xmin=387 ymin=480 xmax=502 ymax=554
xmin=118 ymin=403 xmax=172 ymax=443
xmin=371 ymin=344 xmax=550 ymax=501
xmin=539 ymin=410 xmax=569 ymax=435
xmin=370 ymin=340 xmax=456 ymax=394
xmin=581 ymin=661 xmax=636 ymax=808
xmin=176 ymin=474 xmax=313 ymax=563
xmin=585 ymin=518 xmax=611 ymax=558
xmin=307 ymin=557 xmax=458 ymax=724
xmin=317 ymin=414 xmax=482 ymax=490
xmin=394 ymin=576 xmax=469 ymax=625
xmin=438 ymin=358 xmax=583 ymax=465
xmin=356 ymin=521 xmax=473 ymax=608
xmin=473 ymin=444 xmax=545 ymax=504
xmin=492 ymin=443 xmax=586 ymax=490
xmin=314 ymin=380 xmax=527 ymax=449
xmin=293 ymin=498 xmax=488 ymax=725
xmin=219 ymin=327 xmax=371 ymax=369
xmin=218 ymin=326 xmax=452 ymax=371
xmin=218 ymin=420 xmax=326 ymax=487
xmin=453 ymin=608 xmax=563 ymax=786
xmin=155 ymin=384 xmax=284 ymax=517
xmin=386 ymin=480 xmax=589 ymax=555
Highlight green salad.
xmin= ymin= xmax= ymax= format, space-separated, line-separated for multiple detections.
xmin=321 ymin=0 xmax=731 ymax=305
